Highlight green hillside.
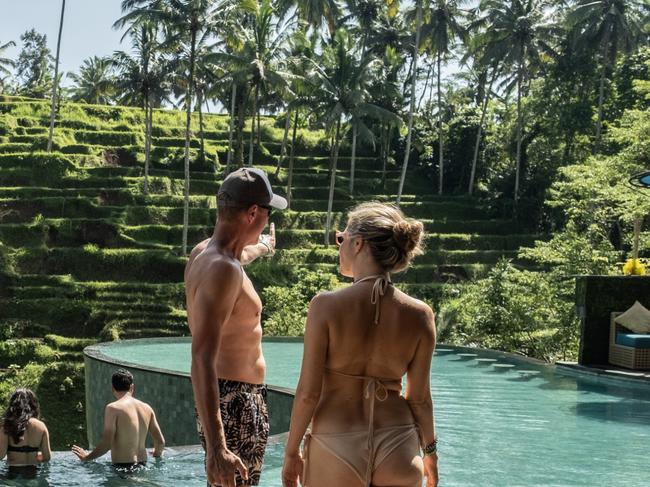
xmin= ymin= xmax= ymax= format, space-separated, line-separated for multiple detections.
xmin=0 ymin=95 xmax=540 ymax=447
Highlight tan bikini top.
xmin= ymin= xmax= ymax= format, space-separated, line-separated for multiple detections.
xmin=354 ymin=273 xmax=392 ymax=324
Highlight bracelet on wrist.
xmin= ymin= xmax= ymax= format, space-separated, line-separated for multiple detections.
xmin=423 ymin=438 xmax=438 ymax=456
xmin=260 ymin=241 xmax=275 ymax=257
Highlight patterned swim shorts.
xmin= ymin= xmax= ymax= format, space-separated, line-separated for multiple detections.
xmin=196 ymin=379 xmax=269 ymax=486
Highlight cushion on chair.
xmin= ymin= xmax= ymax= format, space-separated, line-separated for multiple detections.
xmin=614 ymin=301 xmax=650 ymax=334
xmin=616 ymin=332 xmax=650 ymax=349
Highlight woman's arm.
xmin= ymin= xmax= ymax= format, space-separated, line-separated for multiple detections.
xmin=284 ymin=294 xmax=329 ymax=455
xmin=38 ymin=424 xmax=51 ymax=462
xmin=404 ymin=305 xmax=437 ymax=446
xmin=0 ymin=430 xmax=7 ymax=460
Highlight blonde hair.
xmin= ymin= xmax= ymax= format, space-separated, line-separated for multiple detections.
xmin=346 ymin=202 xmax=424 ymax=273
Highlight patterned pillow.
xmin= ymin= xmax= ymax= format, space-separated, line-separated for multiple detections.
xmin=615 ymin=301 xmax=650 ymax=334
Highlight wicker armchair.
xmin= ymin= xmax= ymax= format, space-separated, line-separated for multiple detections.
xmin=609 ymin=312 xmax=650 ymax=370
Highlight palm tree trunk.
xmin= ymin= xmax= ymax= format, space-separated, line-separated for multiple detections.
xmin=226 ymin=82 xmax=236 ymax=174
xmin=397 ymin=0 xmax=423 ymax=205
xmin=198 ymin=91 xmax=205 ymax=163
xmin=595 ymin=31 xmax=610 ymax=151
xmin=437 ymin=52 xmax=443 ymax=195
xmin=248 ymin=84 xmax=258 ymax=166
xmin=287 ymin=110 xmax=299 ymax=209
xmin=381 ymin=125 xmax=384 ymax=190
xmin=349 ymin=124 xmax=357 ymax=195
xmin=256 ymin=105 xmax=261 ymax=148
xmin=143 ymin=96 xmax=151 ymax=195
xmin=418 ymin=61 xmax=432 ymax=111
xmin=325 ymin=116 xmax=342 ymax=245
xmin=514 ymin=65 xmax=523 ymax=203
xmin=235 ymin=91 xmax=246 ymax=167
xmin=47 ymin=0 xmax=66 ymax=153
xmin=276 ymin=109 xmax=291 ymax=176
xmin=595 ymin=56 xmax=607 ymax=151
xmin=469 ymin=71 xmax=496 ymax=195
xmin=182 ymin=28 xmax=197 ymax=256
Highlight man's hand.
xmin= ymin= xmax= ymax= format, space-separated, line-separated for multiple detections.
xmin=282 ymin=450 xmax=304 ymax=487
xmin=424 ymin=453 xmax=439 ymax=487
xmin=71 ymin=445 xmax=89 ymax=462
xmin=207 ymin=448 xmax=248 ymax=487
xmin=259 ymin=222 xmax=276 ymax=256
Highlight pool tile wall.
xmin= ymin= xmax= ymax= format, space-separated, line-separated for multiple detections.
xmin=84 ymin=341 xmax=294 ymax=447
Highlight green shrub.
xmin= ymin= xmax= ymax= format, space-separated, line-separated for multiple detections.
xmin=43 ymin=334 xmax=97 ymax=351
xmin=0 ymin=339 xmax=57 ymax=367
xmin=262 ymin=268 xmax=339 ymax=336
xmin=0 ymin=152 xmax=75 ymax=185
xmin=75 ymin=130 xmax=143 ymax=147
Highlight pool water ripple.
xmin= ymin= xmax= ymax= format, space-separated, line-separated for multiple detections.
xmin=55 ymin=341 xmax=650 ymax=486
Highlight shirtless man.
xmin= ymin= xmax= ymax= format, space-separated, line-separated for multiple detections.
xmin=185 ymin=167 xmax=287 ymax=487
xmin=71 ymin=368 xmax=165 ymax=470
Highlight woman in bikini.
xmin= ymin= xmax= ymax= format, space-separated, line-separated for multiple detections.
xmin=282 ymin=202 xmax=438 ymax=487
xmin=0 ymin=388 xmax=51 ymax=475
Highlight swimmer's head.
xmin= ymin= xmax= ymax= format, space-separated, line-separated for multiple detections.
xmin=112 ymin=368 xmax=134 ymax=393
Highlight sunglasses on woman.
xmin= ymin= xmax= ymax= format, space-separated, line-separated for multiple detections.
xmin=260 ymin=205 xmax=272 ymax=217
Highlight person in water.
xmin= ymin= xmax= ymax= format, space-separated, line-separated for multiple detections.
xmin=282 ymin=202 xmax=439 ymax=487
xmin=71 ymin=368 xmax=165 ymax=470
xmin=185 ymin=167 xmax=287 ymax=487
xmin=0 ymin=388 xmax=51 ymax=473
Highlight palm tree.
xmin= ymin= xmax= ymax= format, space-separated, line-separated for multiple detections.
xmin=477 ymin=0 xmax=556 ymax=201
xmin=112 ymin=23 xmax=168 ymax=196
xmin=47 ymin=0 xmax=66 ymax=153
xmin=567 ymin=0 xmax=649 ymax=148
xmin=421 ymin=0 xmax=468 ymax=194
xmin=397 ymin=0 xmax=424 ymax=205
xmin=278 ymin=0 xmax=340 ymax=34
xmin=309 ymin=29 xmax=400 ymax=244
xmin=68 ymin=56 xmax=116 ymax=104
xmin=0 ymin=41 xmax=16 ymax=85
xmin=212 ymin=0 xmax=294 ymax=167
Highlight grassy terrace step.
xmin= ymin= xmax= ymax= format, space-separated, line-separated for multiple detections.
xmin=0 ymin=219 xmax=539 ymax=253
xmin=0 ymin=198 xmax=501 ymax=226
xmin=8 ymin=246 xmax=493 ymax=284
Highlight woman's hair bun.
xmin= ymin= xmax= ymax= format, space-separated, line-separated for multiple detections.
xmin=393 ymin=219 xmax=423 ymax=254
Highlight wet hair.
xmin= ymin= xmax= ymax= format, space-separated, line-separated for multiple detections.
xmin=2 ymin=389 xmax=40 ymax=444
xmin=346 ymin=202 xmax=424 ymax=273
xmin=112 ymin=369 xmax=134 ymax=392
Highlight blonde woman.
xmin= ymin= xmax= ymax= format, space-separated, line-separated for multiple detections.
xmin=282 ymin=202 xmax=438 ymax=487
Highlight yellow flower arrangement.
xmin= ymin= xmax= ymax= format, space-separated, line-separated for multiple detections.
xmin=623 ymin=258 xmax=646 ymax=276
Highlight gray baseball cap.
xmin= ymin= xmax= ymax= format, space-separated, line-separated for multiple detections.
xmin=217 ymin=167 xmax=288 ymax=210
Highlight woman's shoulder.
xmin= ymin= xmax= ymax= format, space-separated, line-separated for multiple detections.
xmin=27 ymin=418 xmax=47 ymax=431
xmin=394 ymin=288 xmax=435 ymax=320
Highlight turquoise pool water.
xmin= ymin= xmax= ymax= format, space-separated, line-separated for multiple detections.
xmin=20 ymin=340 xmax=650 ymax=486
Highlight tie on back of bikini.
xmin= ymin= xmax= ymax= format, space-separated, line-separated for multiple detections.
xmin=325 ymin=274 xmax=403 ymax=487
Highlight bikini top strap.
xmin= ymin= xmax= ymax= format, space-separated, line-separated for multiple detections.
xmin=325 ymin=368 xmax=402 ymax=400
xmin=354 ymin=274 xmax=392 ymax=324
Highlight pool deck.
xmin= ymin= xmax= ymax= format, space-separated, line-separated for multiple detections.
xmin=556 ymin=361 xmax=650 ymax=384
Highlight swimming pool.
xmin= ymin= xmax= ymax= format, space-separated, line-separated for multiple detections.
xmin=72 ymin=339 xmax=650 ymax=486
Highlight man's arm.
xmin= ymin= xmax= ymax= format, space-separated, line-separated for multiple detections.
xmin=71 ymin=404 xmax=116 ymax=462
xmin=191 ymin=259 xmax=248 ymax=486
xmin=240 ymin=223 xmax=275 ymax=265
xmin=148 ymin=408 xmax=165 ymax=457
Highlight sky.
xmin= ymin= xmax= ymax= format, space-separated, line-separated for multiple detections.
xmin=1 ymin=0 xmax=126 ymax=86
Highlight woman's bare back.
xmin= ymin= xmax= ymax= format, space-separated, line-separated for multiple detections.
xmin=312 ymin=278 xmax=433 ymax=433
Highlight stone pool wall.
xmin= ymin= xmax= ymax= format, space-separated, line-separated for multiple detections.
xmin=84 ymin=340 xmax=294 ymax=447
